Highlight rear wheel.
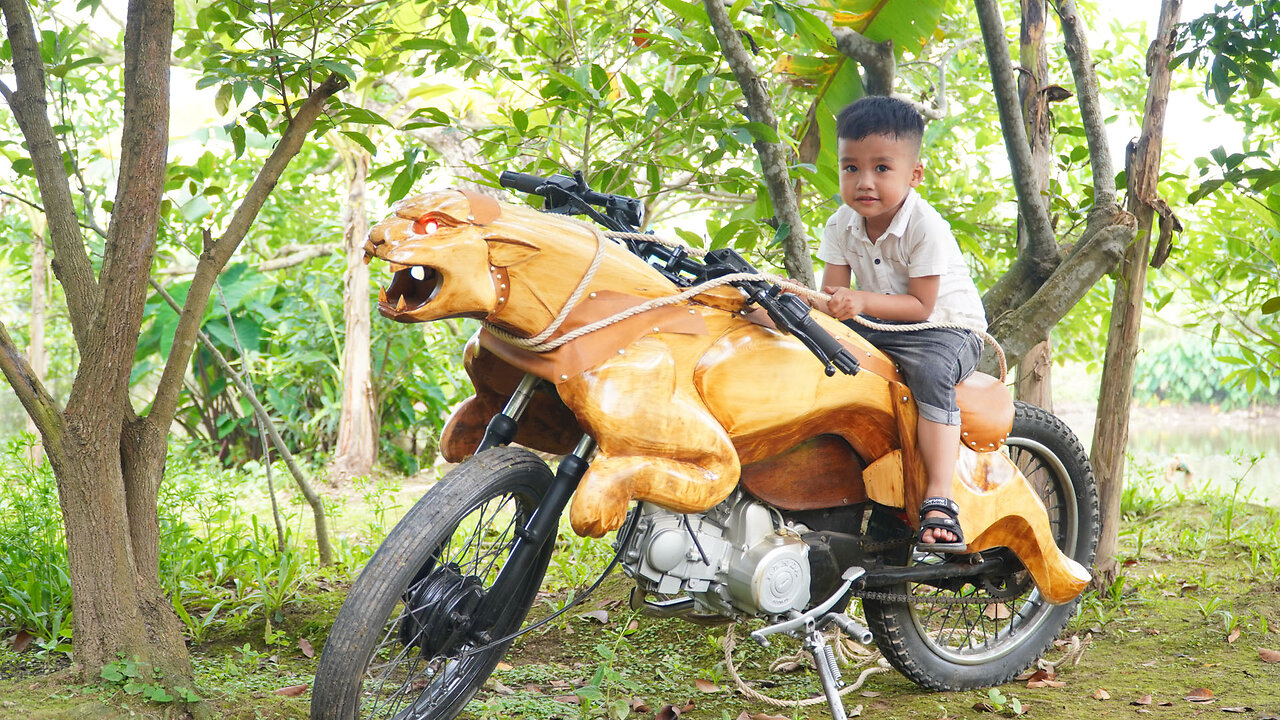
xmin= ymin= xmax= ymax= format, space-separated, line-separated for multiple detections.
xmin=312 ymin=447 xmax=555 ymax=719
xmin=862 ymin=402 xmax=1099 ymax=690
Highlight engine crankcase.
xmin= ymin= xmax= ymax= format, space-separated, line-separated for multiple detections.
xmin=620 ymin=492 xmax=811 ymax=617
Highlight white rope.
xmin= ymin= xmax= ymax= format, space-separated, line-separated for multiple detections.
xmin=606 ymin=231 xmax=1008 ymax=382
xmin=481 ymin=228 xmax=1007 ymax=382
xmin=722 ymin=625 xmax=891 ymax=709
xmin=485 ymin=271 xmax=771 ymax=353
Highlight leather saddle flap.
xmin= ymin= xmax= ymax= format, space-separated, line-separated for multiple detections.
xmin=956 ymin=372 xmax=1014 ymax=451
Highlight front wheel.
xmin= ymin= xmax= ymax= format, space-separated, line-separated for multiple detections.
xmin=312 ymin=447 xmax=556 ymax=720
xmin=862 ymin=401 xmax=1100 ymax=690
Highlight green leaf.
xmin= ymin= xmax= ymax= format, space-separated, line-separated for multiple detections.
xmin=512 ymin=109 xmax=529 ymax=134
xmin=1262 ymin=296 xmax=1280 ymax=315
xmin=143 ymin=685 xmax=174 ymax=702
xmin=771 ymin=222 xmax=791 ymax=246
xmin=180 ymin=196 xmax=213 ymax=222
xmin=338 ymin=105 xmax=393 ymax=127
xmin=122 ymin=680 xmax=145 ymax=695
xmin=319 ymin=60 xmax=357 ymax=82
xmin=449 ymin=7 xmax=469 ymax=43
xmin=656 ymin=0 xmax=707 ymax=24
xmin=772 ymin=3 xmax=795 ymax=35
xmin=340 ymin=130 xmax=378 ymax=157
xmin=215 ymin=84 xmax=233 ymax=116
xmin=743 ymin=121 xmax=780 ymax=143
xmin=230 ymin=124 xmax=246 ymax=159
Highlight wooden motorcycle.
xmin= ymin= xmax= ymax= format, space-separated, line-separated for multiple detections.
xmin=312 ymin=172 xmax=1100 ymax=720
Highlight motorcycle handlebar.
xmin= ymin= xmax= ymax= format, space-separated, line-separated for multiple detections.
xmin=499 ymin=172 xmax=857 ymax=376
xmin=498 ymin=170 xmax=618 ymax=207
xmin=499 ymin=171 xmax=548 ymax=195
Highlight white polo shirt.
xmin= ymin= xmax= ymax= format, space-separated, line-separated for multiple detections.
xmin=816 ymin=190 xmax=987 ymax=331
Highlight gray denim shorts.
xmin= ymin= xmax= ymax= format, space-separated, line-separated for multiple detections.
xmin=842 ymin=321 xmax=983 ymax=426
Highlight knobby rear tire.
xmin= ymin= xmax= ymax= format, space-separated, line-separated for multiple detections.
xmin=311 ymin=447 xmax=555 ymax=720
xmin=862 ymin=401 xmax=1100 ymax=690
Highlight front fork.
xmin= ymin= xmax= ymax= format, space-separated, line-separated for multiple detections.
xmin=470 ymin=374 xmax=595 ymax=642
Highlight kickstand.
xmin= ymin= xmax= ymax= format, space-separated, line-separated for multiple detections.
xmin=748 ymin=567 xmax=875 ymax=720
xmin=803 ymin=618 xmax=849 ymax=720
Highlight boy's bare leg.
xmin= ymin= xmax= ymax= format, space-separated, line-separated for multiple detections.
xmin=917 ymin=417 xmax=961 ymax=545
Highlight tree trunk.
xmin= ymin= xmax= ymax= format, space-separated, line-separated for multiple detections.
xmin=1090 ymin=0 xmax=1182 ymax=587
xmin=50 ymin=427 xmax=192 ymax=681
xmin=1 ymin=0 xmax=346 ymax=691
xmin=702 ymin=0 xmax=815 ymax=288
xmin=330 ymin=150 xmax=377 ymax=482
xmin=1015 ymin=0 xmax=1055 ymax=410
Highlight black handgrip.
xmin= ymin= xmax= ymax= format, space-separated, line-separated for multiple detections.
xmin=499 ymin=171 xmax=549 ymax=195
xmin=775 ymin=294 xmax=860 ymax=376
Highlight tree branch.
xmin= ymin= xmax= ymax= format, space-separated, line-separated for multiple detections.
xmin=0 ymin=318 xmax=64 ymax=448
xmin=975 ymin=0 xmax=1058 ymax=272
xmin=151 ymin=281 xmax=335 ymax=565
xmin=1052 ymin=0 xmax=1118 ymax=211
xmin=984 ymin=219 xmax=1132 ymax=369
xmin=68 ymin=0 xmax=175 ymax=421
xmin=832 ymin=27 xmax=895 ymax=96
xmin=147 ymin=73 xmax=348 ymax=432
xmin=1 ymin=0 xmax=101 ymax=348
xmin=702 ymin=0 xmax=814 ymax=287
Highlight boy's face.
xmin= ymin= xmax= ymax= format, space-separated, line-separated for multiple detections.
xmin=837 ymin=134 xmax=924 ymax=234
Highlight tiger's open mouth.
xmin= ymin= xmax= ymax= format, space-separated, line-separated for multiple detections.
xmin=379 ymin=265 xmax=441 ymax=314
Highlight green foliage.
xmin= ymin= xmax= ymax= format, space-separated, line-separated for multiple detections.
xmin=1175 ymin=0 xmax=1280 ymax=109
xmin=1133 ymin=334 xmax=1278 ymax=409
xmin=100 ymin=656 xmax=202 ymax=704
xmin=133 ymin=251 xmax=470 ymax=470
xmin=1164 ymin=0 xmax=1280 ymax=392
xmin=0 ymin=436 xmax=72 ymax=656
xmin=982 ymin=687 xmax=1026 ymax=716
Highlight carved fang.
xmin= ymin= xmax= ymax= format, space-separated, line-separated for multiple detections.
xmin=379 ymin=286 xmax=389 ymax=303
xmin=363 ymin=252 xmax=372 ymax=265
xmin=396 ymin=295 xmax=407 ymax=311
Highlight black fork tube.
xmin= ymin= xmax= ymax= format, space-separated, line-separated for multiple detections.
xmin=470 ymin=434 xmax=596 ymax=641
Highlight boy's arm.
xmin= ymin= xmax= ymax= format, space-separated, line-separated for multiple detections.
xmin=821 ymin=272 xmax=940 ymax=322
xmin=812 ymin=264 xmax=852 ymax=316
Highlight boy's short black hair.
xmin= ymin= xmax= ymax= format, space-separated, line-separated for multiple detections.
xmin=836 ymin=96 xmax=924 ymax=148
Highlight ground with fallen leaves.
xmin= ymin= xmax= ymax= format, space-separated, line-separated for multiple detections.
xmin=0 ymin=497 xmax=1277 ymax=719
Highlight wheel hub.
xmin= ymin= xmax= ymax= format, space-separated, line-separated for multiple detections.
xmin=400 ymin=563 xmax=487 ymax=658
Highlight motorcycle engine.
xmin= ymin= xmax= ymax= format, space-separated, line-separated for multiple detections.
xmin=619 ymin=491 xmax=810 ymax=618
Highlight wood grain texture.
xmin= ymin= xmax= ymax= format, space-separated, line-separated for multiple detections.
xmin=955 ymin=449 xmax=1090 ymax=604
xmin=740 ymin=435 xmax=868 ymax=510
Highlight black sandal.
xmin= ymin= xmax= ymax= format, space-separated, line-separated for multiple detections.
xmin=917 ymin=496 xmax=967 ymax=554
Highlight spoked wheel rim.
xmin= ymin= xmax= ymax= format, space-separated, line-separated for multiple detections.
xmin=907 ymin=437 xmax=1078 ymax=666
xmin=358 ymin=488 xmax=536 ymax=719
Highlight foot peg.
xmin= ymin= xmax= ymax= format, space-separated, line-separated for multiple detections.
xmin=749 ymin=567 xmax=874 ymax=720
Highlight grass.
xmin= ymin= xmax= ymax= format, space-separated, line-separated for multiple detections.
xmin=0 ymin=446 xmax=1278 ymax=719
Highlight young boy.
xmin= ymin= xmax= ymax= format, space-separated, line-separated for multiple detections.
xmin=814 ymin=96 xmax=988 ymax=552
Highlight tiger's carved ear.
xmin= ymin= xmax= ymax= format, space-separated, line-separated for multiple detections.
xmin=486 ymin=236 xmax=541 ymax=267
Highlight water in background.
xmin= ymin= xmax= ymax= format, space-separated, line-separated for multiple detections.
xmin=1055 ymin=403 xmax=1280 ymax=507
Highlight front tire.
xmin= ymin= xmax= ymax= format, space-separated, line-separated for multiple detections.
xmin=312 ymin=447 xmax=556 ymax=720
xmin=863 ymin=401 xmax=1100 ymax=690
